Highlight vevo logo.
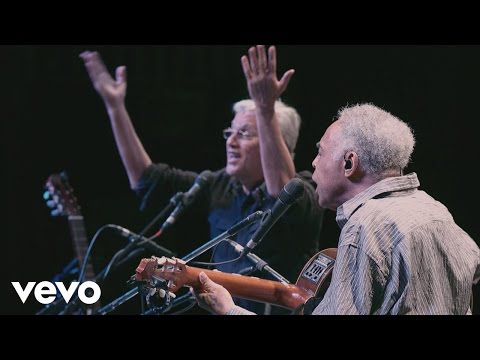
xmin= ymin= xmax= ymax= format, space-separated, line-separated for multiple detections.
xmin=11 ymin=281 xmax=101 ymax=305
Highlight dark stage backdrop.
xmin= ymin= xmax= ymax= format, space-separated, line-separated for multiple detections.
xmin=2 ymin=45 xmax=479 ymax=315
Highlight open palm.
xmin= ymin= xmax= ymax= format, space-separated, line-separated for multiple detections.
xmin=80 ymin=51 xmax=127 ymax=107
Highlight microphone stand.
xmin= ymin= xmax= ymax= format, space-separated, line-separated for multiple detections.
xmin=42 ymin=193 xmax=184 ymax=316
xmin=95 ymin=210 xmax=264 ymax=315
xmin=226 ymin=239 xmax=290 ymax=284
xmin=37 ymin=247 xmax=145 ymax=315
xmin=138 ymin=192 xmax=184 ymax=238
xmin=181 ymin=210 xmax=264 ymax=262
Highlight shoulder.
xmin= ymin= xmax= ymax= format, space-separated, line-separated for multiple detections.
xmin=295 ymin=170 xmax=316 ymax=190
xmin=296 ymin=170 xmax=313 ymax=182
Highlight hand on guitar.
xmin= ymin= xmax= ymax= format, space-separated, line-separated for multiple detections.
xmin=135 ymin=250 xmax=337 ymax=314
xmin=134 ymin=254 xmax=332 ymax=315
xmin=193 ymin=272 xmax=235 ymax=315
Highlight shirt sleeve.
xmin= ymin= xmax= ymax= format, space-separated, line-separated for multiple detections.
xmin=134 ymin=163 xmax=199 ymax=212
xmin=474 ymin=258 xmax=480 ymax=285
xmin=312 ymin=243 xmax=387 ymax=315
xmin=225 ymin=305 xmax=256 ymax=315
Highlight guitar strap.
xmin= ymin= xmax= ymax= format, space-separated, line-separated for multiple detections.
xmin=301 ymin=296 xmax=324 ymax=315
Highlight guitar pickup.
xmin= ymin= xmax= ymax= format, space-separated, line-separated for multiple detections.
xmin=301 ymin=253 xmax=334 ymax=284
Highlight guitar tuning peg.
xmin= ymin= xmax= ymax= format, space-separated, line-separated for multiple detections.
xmin=172 ymin=257 xmax=186 ymax=265
xmin=43 ymin=191 xmax=51 ymax=200
xmin=51 ymin=209 xmax=61 ymax=217
xmin=156 ymin=257 xmax=167 ymax=265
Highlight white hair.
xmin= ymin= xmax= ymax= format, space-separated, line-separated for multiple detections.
xmin=233 ymin=99 xmax=301 ymax=156
xmin=334 ymin=103 xmax=415 ymax=175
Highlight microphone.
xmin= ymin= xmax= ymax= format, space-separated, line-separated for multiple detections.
xmin=241 ymin=178 xmax=305 ymax=257
xmin=111 ymin=225 xmax=176 ymax=258
xmin=227 ymin=239 xmax=290 ymax=283
xmin=226 ymin=210 xmax=264 ymax=236
xmin=160 ymin=170 xmax=213 ymax=233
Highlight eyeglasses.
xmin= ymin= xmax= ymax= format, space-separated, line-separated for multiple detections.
xmin=222 ymin=127 xmax=257 ymax=140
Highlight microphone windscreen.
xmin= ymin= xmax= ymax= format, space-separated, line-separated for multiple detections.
xmin=195 ymin=170 xmax=214 ymax=186
xmin=279 ymin=178 xmax=304 ymax=205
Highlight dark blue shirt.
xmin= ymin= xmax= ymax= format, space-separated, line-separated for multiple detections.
xmin=136 ymin=164 xmax=325 ymax=314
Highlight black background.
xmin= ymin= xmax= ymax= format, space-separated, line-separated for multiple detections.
xmin=2 ymin=45 xmax=479 ymax=315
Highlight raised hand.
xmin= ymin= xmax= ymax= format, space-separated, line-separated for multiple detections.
xmin=241 ymin=45 xmax=295 ymax=109
xmin=79 ymin=51 xmax=127 ymax=108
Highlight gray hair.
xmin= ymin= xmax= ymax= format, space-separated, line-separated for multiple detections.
xmin=333 ymin=103 xmax=415 ymax=175
xmin=233 ymin=99 xmax=301 ymax=156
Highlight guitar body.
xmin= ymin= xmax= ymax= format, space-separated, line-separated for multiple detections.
xmin=291 ymin=248 xmax=336 ymax=314
xmin=135 ymin=248 xmax=337 ymax=314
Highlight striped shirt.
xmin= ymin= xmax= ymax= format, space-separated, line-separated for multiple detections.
xmin=312 ymin=173 xmax=480 ymax=315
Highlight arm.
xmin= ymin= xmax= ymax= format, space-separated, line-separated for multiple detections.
xmin=195 ymin=272 xmax=256 ymax=315
xmin=241 ymin=45 xmax=296 ymax=197
xmin=80 ymin=51 xmax=152 ymax=189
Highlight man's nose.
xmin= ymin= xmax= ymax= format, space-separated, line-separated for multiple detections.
xmin=227 ymin=134 xmax=239 ymax=146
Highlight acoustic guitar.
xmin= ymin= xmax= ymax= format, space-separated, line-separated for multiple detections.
xmin=135 ymin=248 xmax=336 ymax=314
xmin=44 ymin=171 xmax=100 ymax=314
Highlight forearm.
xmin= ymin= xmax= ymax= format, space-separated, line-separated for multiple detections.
xmin=256 ymin=107 xmax=295 ymax=197
xmin=107 ymin=104 xmax=153 ymax=189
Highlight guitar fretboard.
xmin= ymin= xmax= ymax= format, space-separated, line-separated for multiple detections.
xmin=68 ymin=215 xmax=95 ymax=280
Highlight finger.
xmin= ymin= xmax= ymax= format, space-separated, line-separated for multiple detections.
xmin=199 ymin=271 xmax=216 ymax=291
xmin=199 ymin=271 xmax=210 ymax=285
xmin=279 ymin=69 xmax=295 ymax=94
xmin=81 ymin=51 xmax=110 ymax=82
xmin=79 ymin=51 xmax=92 ymax=60
xmin=198 ymin=291 xmax=211 ymax=303
xmin=248 ymin=46 xmax=258 ymax=75
xmin=257 ymin=45 xmax=267 ymax=72
xmin=268 ymin=46 xmax=277 ymax=76
xmin=241 ymin=55 xmax=252 ymax=80
xmin=79 ymin=51 xmax=97 ymax=79
xmin=116 ymin=66 xmax=127 ymax=85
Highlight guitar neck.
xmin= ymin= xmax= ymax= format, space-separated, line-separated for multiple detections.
xmin=68 ymin=215 xmax=95 ymax=280
xmin=182 ymin=266 xmax=311 ymax=310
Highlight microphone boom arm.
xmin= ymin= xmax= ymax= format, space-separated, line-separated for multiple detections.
xmin=226 ymin=239 xmax=290 ymax=284
xmin=94 ymin=210 xmax=264 ymax=315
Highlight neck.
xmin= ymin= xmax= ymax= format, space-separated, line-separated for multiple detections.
xmin=335 ymin=173 xmax=380 ymax=210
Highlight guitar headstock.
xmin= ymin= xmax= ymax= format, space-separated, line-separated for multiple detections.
xmin=134 ymin=257 xmax=188 ymax=313
xmin=43 ymin=171 xmax=82 ymax=217
xmin=135 ymin=257 xmax=188 ymax=292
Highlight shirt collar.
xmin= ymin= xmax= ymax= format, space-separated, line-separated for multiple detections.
xmin=336 ymin=172 xmax=420 ymax=229
xmin=228 ymin=177 xmax=269 ymax=203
